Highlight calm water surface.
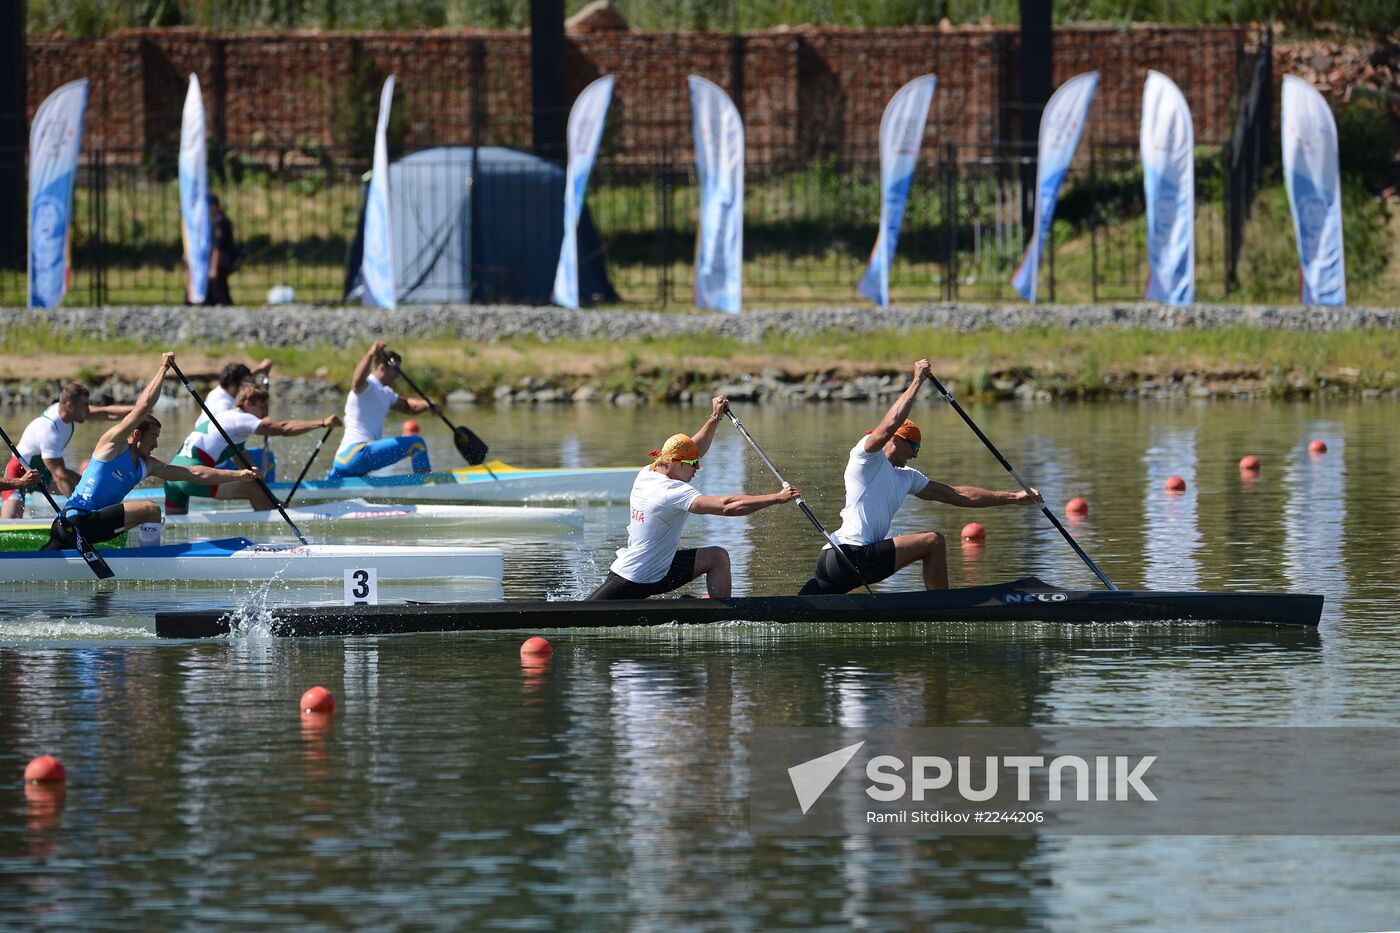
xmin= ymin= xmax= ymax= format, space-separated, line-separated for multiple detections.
xmin=2 ymin=398 xmax=1399 ymax=930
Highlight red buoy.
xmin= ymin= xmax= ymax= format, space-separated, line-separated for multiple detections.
xmin=1239 ymin=455 xmax=1261 ymax=472
xmin=520 ymin=636 xmax=553 ymax=658
xmin=24 ymin=755 xmax=66 ymax=784
xmin=1164 ymin=475 xmax=1187 ymax=493
xmin=402 ymin=419 xmax=421 ymax=436
xmin=961 ymin=522 xmax=986 ymax=543
xmin=1065 ymin=498 xmax=1089 ymax=518
xmin=300 ymin=686 xmax=336 ymax=715
xmin=1308 ymin=440 xmax=1327 ymax=455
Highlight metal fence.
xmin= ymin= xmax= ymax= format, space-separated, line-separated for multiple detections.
xmin=0 ymin=140 xmax=1236 ymax=309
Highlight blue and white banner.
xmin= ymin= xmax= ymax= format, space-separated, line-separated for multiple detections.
xmin=552 ymin=75 xmax=615 ymax=309
xmin=857 ymin=74 xmax=937 ymax=308
xmin=1141 ymin=70 xmax=1195 ymax=306
xmin=179 ymin=74 xmax=211 ymax=305
xmin=1011 ymin=71 xmax=1098 ymax=304
xmin=688 ymin=75 xmax=744 ymax=313
xmin=1281 ymin=75 xmax=1345 ymax=306
xmin=361 ymin=75 xmax=397 ymax=310
xmin=28 ymin=79 xmax=89 ymax=310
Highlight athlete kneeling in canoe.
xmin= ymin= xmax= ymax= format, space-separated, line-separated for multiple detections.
xmin=590 ymin=397 xmax=800 ymax=600
xmin=164 ymin=385 xmax=341 ymax=514
xmin=328 ymin=341 xmax=437 ymax=478
xmin=798 ymin=359 xmax=1041 ymax=594
xmin=42 ymin=353 xmax=259 ymax=551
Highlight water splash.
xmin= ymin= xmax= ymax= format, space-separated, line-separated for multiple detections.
xmin=222 ymin=570 xmax=285 ymax=640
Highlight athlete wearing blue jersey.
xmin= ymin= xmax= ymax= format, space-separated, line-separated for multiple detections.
xmin=42 ymin=353 xmax=259 ymax=550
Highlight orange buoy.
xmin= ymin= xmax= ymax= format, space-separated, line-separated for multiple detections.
xmin=24 ymin=755 xmax=66 ymax=784
xmin=1065 ymin=498 xmax=1089 ymax=518
xmin=1164 ymin=475 xmax=1186 ymax=493
xmin=520 ymin=636 xmax=553 ymax=658
xmin=1308 ymin=439 xmax=1327 ymax=455
xmin=300 ymin=686 xmax=336 ymax=715
xmin=1239 ymin=455 xmax=1261 ymax=472
xmin=961 ymin=522 xmax=986 ymax=543
xmin=402 ymin=419 xmax=421 ymax=436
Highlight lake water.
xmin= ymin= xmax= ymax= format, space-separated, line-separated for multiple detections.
xmin=3 ymin=397 xmax=1399 ymax=930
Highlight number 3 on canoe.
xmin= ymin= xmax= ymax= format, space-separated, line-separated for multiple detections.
xmin=344 ymin=567 xmax=378 ymax=605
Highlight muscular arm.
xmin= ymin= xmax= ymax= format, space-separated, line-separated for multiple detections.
xmin=916 ymin=480 xmax=1041 ymax=507
xmin=147 ymin=457 xmax=258 ymax=486
xmin=88 ymin=404 xmax=134 ymax=421
xmin=0 ymin=469 xmax=39 ymax=492
xmin=92 ymin=353 xmax=173 ymax=461
xmin=41 ymin=457 xmax=82 ymax=495
xmin=351 ymin=341 xmax=385 ymax=394
xmin=688 ymin=485 xmax=799 ymax=517
xmin=391 ymin=396 xmax=434 ymax=415
xmin=256 ymin=414 xmax=340 ymax=437
xmin=691 ymin=396 xmax=729 ymax=456
xmin=866 ymin=359 xmax=931 ymax=453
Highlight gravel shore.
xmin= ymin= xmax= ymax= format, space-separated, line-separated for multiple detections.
xmin=3 ymin=303 xmax=1396 ymax=408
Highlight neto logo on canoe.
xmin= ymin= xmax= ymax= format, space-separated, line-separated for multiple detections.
xmin=1003 ymin=592 xmax=1069 ymax=603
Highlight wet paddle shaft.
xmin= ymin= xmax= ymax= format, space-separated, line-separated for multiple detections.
xmin=170 ymin=362 xmax=310 ymax=545
xmin=0 ymin=424 xmax=114 ymax=578
xmin=385 ymin=353 xmax=498 ymax=481
xmin=725 ymin=409 xmax=873 ymax=595
xmin=924 ymin=371 xmax=1118 ymax=591
xmin=283 ymin=424 xmax=335 ymax=507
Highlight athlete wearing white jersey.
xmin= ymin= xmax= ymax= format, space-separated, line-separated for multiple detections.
xmin=165 ymin=385 xmax=339 ymax=513
xmin=329 ymin=341 xmax=437 ymax=478
xmin=1 ymin=382 xmax=132 ymax=519
xmin=589 ymin=396 xmax=800 ymax=600
xmin=207 ymin=359 xmax=274 ymax=415
xmin=798 ymin=359 xmax=1041 ymax=595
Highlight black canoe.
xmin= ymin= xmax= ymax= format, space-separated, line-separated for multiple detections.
xmin=153 ymin=576 xmax=1323 ymax=638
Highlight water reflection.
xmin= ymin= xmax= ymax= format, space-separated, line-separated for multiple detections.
xmin=1 ymin=399 xmax=1398 ymax=929
xmin=1143 ymin=425 xmax=1201 ymax=590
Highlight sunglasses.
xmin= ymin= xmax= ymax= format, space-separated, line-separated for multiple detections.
xmin=904 ymin=439 xmax=921 ymax=454
xmin=677 ymin=457 xmax=702 ymax=468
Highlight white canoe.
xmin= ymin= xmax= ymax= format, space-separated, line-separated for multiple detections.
xmin=7 ymin=499 xmax=583 ymax=536
xmin=0 ymin=537 xmax=505 ymax=584
xmin=107 ymin=460 xmax=637 ymax=505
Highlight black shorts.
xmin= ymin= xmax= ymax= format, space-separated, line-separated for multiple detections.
xmin=43 ymin=504 xmax=129 ymax=551
xmin=588 ymin=549 xmax=700 ymax=600
xmin=797 ymin=539 xmax=898 ymax=595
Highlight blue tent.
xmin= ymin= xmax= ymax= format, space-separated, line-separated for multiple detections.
xmin=345 ymin=146 xmax=617 ymax=305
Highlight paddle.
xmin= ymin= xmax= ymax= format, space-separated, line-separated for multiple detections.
xmin=724 ymin=408 xmax=873 ymax=596
xmin=169 ymin=362 xmax=310 ymax=545
xmin=385 ymin=352 xmax=496 ymax=478
xmin=282 ymin=424 xmax=334 ymax=507
xmin=923 ymin=369 xmax=1119 ymax=591
xmin=0 ymin=424 xmax=114 ymax=579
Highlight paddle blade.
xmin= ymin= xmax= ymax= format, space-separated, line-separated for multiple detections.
xmin=454 ymin=426 xmax=489 ymax=465
xmin=80 ymin=545 xmax=116 ymax=580
xmin=60 ymin=518 xmax=115 ymax=580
